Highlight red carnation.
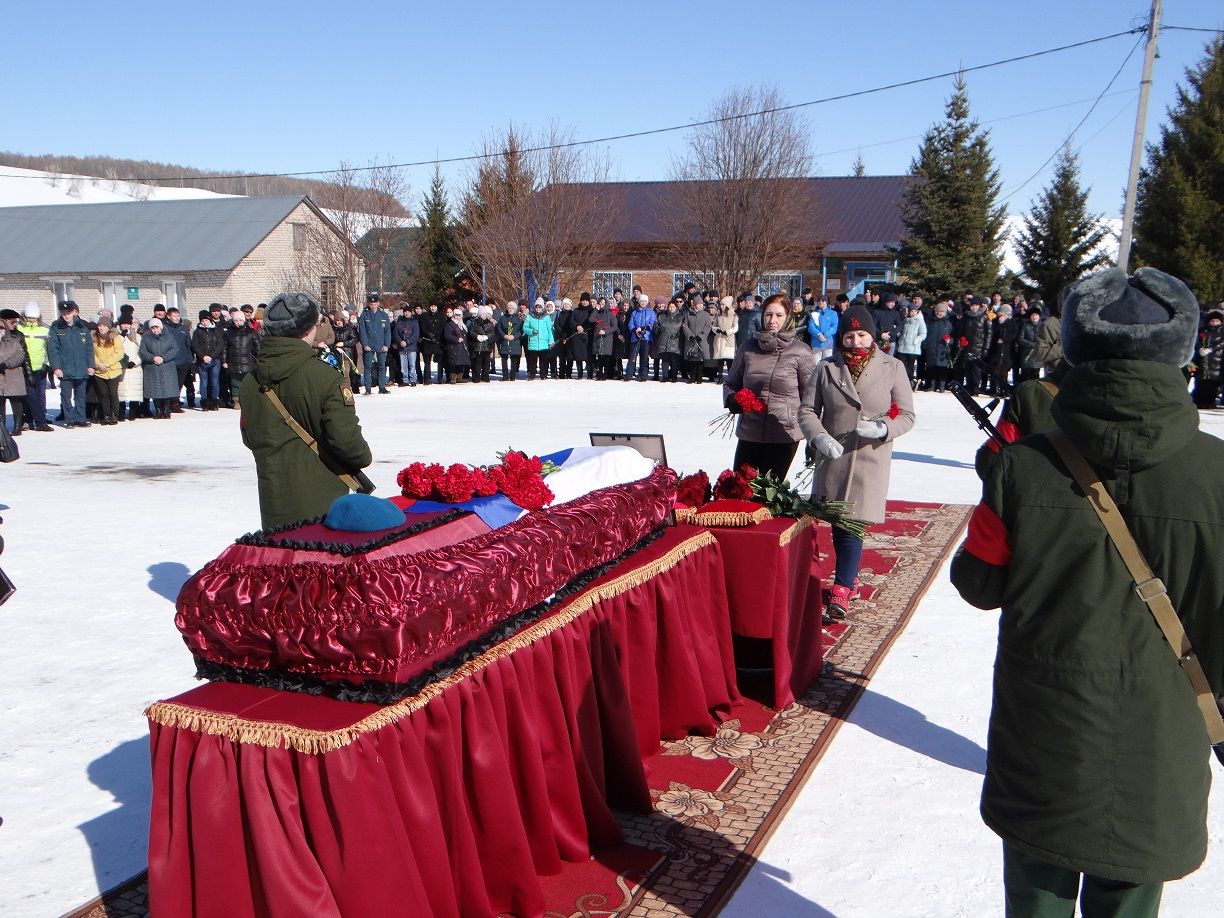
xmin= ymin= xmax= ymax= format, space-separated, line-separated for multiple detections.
xmin=714 ymin=468 xmax=755 ymax=501
xmin=958 ymin=336 xmax=969 ymax=348
xmin=887 ymin=402 xmax=901 ymax=420
xmin=675 ymin=470 xmax=711 ymax=508
xmin=436 ymin=463 xmax=477 ymax=503
xmin=942 ymin=334 xmax=952 ymax=344
xmin=470 ymin=467 xmax=498 ymax=497
xmin=397 ymin=462 xmax=440 ymax=499
xmin=737 ymin=464 xmax=759 ymax=481
xmin=733 ymin=388 xmax=766 ymax=414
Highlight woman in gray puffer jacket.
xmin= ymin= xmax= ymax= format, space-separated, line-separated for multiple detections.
xmin=722 ymin=293 xmax=816 ymax=479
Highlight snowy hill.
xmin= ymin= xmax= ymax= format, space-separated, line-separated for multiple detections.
xmin=0 ymin=165 xmax=235 ymax=208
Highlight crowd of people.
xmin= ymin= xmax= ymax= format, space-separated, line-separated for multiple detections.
xmin=2 ymin=277 xmax=1222 ymax=438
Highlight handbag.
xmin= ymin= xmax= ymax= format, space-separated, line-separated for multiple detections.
xmin=1046 ymin=427 xmax=1224 ymax=764
xmin=0 ymin=421 xmax=18 ymax=463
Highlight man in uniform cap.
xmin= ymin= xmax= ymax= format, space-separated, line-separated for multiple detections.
xmin=239 ymin=292 xmax=372 ymax=528
xmin=47 ymin=301 xmax=95 ymax=427
xmin=952 ymin=267 xmax=1224 ymax=917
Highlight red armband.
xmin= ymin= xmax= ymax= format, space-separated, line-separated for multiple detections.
xmin=983 ymin=419 xmax=1021 ymax=454
xmin=963 ymin=501 xmax=1012 ymax=566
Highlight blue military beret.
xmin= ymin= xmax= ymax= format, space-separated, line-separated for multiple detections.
xmin=323 ymin=494 xmax=404 ymax=532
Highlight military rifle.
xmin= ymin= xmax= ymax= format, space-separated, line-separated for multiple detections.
xmin=949 ymin=354 xmax=1009 ymax=447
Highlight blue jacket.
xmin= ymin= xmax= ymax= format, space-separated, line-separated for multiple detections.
xmin=522 ymin=313 xmax=555 ymax=351
xmin=807 ymin=307 xmax=839 ymax=349
xmin=359 ymin=307 xmax=392 ymax=349
xmin=164 ymin=320 xmax=194 ymax=367
xmin=47 ymin=316 xmax=96 ymax=378
xmin=392 ymin=315 xmax=420 ymax=349
xmin=627 ymin=306 xmax=656 ymax=343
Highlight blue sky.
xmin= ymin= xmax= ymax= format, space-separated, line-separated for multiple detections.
xmin=4 ymin=0 xmax=1220 ymax=217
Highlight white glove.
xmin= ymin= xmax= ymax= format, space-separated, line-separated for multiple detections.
xmin=1200 ymin=348 xmax=1211 ymax=357
xmin=811 ymin=433 xmax=844 ymax=460
xmin=856 ymin=419 xmax=887 ymax=440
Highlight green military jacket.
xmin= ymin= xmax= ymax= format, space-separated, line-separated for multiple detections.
xmin=240 ymin=336 xmax=372 ymax=529
xmin=952 ymin=359 xmax=1224 ymax=884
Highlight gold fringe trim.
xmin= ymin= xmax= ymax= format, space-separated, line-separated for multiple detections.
xmin=777 ymin=514 xmax=818 ymax=547
xmin=145 ymin=530 xmax=719 ymax=756
xmin=680 ymin=506 xmax=775 ymax=528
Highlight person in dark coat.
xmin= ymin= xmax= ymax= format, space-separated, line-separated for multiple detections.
xmin=443 ymin=310 xmax=471 ymax=383
xmin=921 ymin=303 xmax=956 ymax=391
xmin=682 ymin=294 xmax=713 ymax=383
xmin=47 ymin=301 xmax=96 ymax=427
xmin=358 ymin=294 xmax=392 ymax=394
xmin=1192 ymin=309 xmax=1224 ymax=409
xmin=223 ymin=311 xmax=261 ymax=401
xmin=735 ymin=296 xmax=762 ymax=351
xmin=654 ymin=302 xmax=684 ymax=382
xmin=956 ymin=298 xmax=991 ymax=395
xmin=240 ymin=292 xmax=372 ymax=529
xmin=139 ymin=318 xmax=184 ymax=418
xmin=417 ymin=304 xmax=445 ymax=385
xmin=162 ymin=306 xmax=194 ymax=411
xmin=986 ymin=304 xmax=1020 ymax=391
xmin=391 ymin=307 xmax=420 ymax=387
xmin=869 ymin=293 xmax=903 ymax=353
xmin=467 ymin=306 xmax=496 ymax=383
xmin=192 ymin=310 xmax=226 ymax=410
xmin=1015 ymin=306 xmax=1043 ymax=381
xmin=496 ymin=301 xmax=524 ymax=381
xmin=951 ymin=267 xmax=1223 ymax=917
xmin=586 ymin=300 xmax=615 ymax=380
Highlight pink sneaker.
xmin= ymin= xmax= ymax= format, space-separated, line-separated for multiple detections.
xmin=826 ymin=584 xmax=852 ymax=620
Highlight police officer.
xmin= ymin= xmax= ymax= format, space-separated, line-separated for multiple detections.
xmin=239 ymin=292 xmax=372 ymax=528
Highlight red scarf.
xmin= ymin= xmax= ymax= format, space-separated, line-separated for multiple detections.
xmin=843 ymin=344 xmax=876 ymax=381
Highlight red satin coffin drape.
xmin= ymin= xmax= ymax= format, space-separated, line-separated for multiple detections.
xmin=147 ymin=528 xmax=737 ymax=918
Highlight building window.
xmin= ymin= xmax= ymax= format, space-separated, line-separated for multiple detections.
xmin=293 ymin=223 xmax=307 ymax=251
xmin=846 ymin=262 xmax=892 ymax=285
xmin=672 ymin=272 xmax=715 ymax=295
xmin=755 ymin=273 xmax=803 ymax=300
xmin=320 ymin=276 xmax=339 ymax=309
xmin=101 ymin=281 xmax=123 ymax=313
xmin=162 ymin=281 xmax=186 ymax=311
xmin=51 ymin=279 xmax=76 ymax=305
xmin=592 ymin=271 xmax=632 ymax=301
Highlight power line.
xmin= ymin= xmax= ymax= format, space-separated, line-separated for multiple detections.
xmin=0 ymin=27 xmax=1144 ymax=185
xmin=1163 ymin=25 xmax=1224 ymax=33
xmin=1000 ymin=34 xmax=1144 ymax=203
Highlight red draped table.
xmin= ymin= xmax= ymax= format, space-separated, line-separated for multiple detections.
xmin=689 ymin=511 xmax=825 ymax=708
xmin=146 ymin=527 xmax=738 ymax=918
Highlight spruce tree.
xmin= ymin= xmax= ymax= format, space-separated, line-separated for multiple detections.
xmin=851 ymin=152 xmax=866 ymax=177
xmin=1133 ymin=38 xmax=1224 ymax=303
xmin=896 ymin=75 xmax=1006 ymax=295
xmin=410 ymin=165 xmax=463 ymax=304
xmin=1014 ymin=145 xmax=1109 ymax=307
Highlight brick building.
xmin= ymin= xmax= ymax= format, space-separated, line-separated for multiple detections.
xmin=564 ymin=175 xmax=910 ymax=303
xmin=0 ymin=195 xmax=362 ymax=320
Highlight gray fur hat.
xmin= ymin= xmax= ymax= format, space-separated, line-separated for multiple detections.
xmin=263 ymin=292 xmax=321 ymax=338
xmin=1061 ymin=267 xmax=1199 ymax=367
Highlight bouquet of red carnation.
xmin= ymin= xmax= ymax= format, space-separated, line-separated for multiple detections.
xmin=714 ymin=464 xmax=757 ymax=501
xmin=396 ymin=462 xmax=446 ymax=499
xmin=709 ymin=388 xmax=766 ymax=438
xmin=490 ymin=449 xmax=556 ymax=511
xmin=675 ymin=469 xmax=711 ymax=508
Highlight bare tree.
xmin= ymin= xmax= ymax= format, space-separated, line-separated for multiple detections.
xmin=664 ymin=85 xmax=817 ymax=296
xmin=288 ymin=160 xmax=410 ymax=308
xmin=458 ymin=123 xmax=619 ymax=303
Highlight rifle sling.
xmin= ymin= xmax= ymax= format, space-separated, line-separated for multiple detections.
xmin=1045 ymin=427 xmax=1224 ymax=746
xmin=261 ymin=386 xmax=361 ymax=493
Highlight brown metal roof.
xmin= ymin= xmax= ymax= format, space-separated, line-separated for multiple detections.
xmin=552 ymin=176 xmax=911 ymax=249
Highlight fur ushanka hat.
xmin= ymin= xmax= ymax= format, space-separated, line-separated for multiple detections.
xmin=1061 ymin=267 xmax=1199 ymax=367
xmin=263 ymin=292 xmax=321 ymax=339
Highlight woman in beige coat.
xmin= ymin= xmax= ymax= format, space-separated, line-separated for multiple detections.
xmin=712 ymin=297 xmax=739 ymax=379
xmin=799 ymin=303 xmax=915 ymax=618
xmin=722 ymin=294 xmax=815 ymax=479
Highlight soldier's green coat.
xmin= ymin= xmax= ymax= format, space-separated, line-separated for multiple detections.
xmin=240 ymin=336 xmax=372 ymax=529
xmin=952 ymin=359 xmax=1224 ymax=884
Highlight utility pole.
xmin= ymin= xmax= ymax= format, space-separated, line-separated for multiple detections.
xmin=1117 ymin=0 xmax=1163 ymax=270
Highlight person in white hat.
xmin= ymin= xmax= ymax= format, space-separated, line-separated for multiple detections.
xmin=18 ymin=303 xmax=53 ymax=431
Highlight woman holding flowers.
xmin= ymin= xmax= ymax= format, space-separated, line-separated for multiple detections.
xmin=721 ymin=293 xmax=815 ymax=479
xmin=799 ymin=303 xmax=915 ymax=618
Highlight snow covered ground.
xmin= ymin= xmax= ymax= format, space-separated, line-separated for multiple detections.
xmin=0 ymin=166 xmax=232 ymax=208
xmin=0 ymin=379 xmax=1220 ymax=916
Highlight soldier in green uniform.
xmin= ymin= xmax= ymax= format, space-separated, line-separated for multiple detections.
xmin=240 ymin=292 xmax=372 ymax=529
xmin=952 ymin=267 xmax=1224 ymax=918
